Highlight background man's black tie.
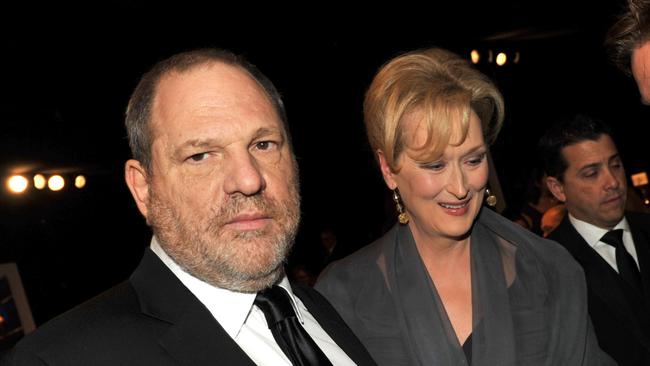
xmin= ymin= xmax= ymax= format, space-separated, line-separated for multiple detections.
xmin=254 ymin=286 xmax=333 ymax=366
xmin=601 ymin=229 xmax=643 ymax=293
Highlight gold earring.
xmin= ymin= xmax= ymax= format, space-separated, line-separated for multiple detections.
xmin=485 ymin=188 xmax=497 ymax=207
xmin=392 ymin=189 xmax=409 ymax=224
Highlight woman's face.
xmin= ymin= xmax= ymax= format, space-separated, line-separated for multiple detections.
xmin=380 ymin=109 xmax=489 ymax=242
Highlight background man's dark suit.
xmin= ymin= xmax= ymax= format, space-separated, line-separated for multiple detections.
xmin=4 ymin=249 xmax=376 ymax=365
xmin=548 ymin=212 xmax=650 ymax=365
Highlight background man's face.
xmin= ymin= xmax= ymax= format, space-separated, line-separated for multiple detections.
xmin=550 ymin=134 xmax=627 ymax=229
xmin=631 ymin=42 xmax=650 ymax=105
xmin=143 ymin=62 xmax=300 ymax=292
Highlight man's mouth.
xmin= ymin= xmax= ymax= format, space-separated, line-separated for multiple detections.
xmin=226 ymin=212 xmax=271 ymax=230
xmin=602 ymin=195 xmax=623 ymax=206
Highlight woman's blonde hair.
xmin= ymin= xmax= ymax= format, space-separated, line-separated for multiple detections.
xmin=364 ymin=48 xmax=504 ymax=170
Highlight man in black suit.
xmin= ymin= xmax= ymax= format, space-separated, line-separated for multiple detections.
xmin=4 ymin=49 xmax=376 ymax=365
xmin=540 ymin=115 xmax=650 ymax=365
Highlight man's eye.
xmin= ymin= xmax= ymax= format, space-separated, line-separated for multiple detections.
xmin=188 ymin=152 xmax=209 ymax=162
xmin=255 ymin=141 xmax=276 ymax=150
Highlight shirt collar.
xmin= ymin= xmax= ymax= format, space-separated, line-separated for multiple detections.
xmin=149 ymin=237 xmax=302 ymax=338
xmin=568 ymin=214 xmax=629 ymax=248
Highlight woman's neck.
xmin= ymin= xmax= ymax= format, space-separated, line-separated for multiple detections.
xmin=409 ymin=224 xmax=471 ymax=268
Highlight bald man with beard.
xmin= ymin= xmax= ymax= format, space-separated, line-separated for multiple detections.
xmin=3 ymin=49 xmax=376 ymax=366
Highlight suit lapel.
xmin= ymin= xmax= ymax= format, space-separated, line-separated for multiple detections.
xmin=551 ymin=218 xmax=650 ymax=348
xmin=130 ymin=249 xmax=256 ymax=366
xmin=292 ymin=282 xmax=376 ymax=366
xmin=627 ymin=214 xmax=650 ymax=302
xmin=158 ymin=300 xmax=255 ymax=366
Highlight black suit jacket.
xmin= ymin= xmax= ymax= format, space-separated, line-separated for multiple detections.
xmin=548 ymin=213 xmax=650 ymax=366
xmin=3 ymin=249 xmax=376 ymax=365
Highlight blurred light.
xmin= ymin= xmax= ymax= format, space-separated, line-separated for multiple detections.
xmin=488 ymin=50 xmax=494 ymax=63
xmin=496 ymin=52 xmax=507 ymax=66
xmin=7 ymin=175 xmax=28 ymax=194
xmin=513 ymin=51 xmax=521 ymax=64
xmin=33 ymin=174 xmax=46 ymax=190
xmin=631 ymin=172 xmax=648 ymax=187
xmin=48 ymin=175 xmax=65 ymax=191
xmin=75 ymin=175 xmax=86 ymax=189
xmin=470 ymin=50 xmax=480 ymax=64
xmin=0 ymin=315 xmax=4 ymax=324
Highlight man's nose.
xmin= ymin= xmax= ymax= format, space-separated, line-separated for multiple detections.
xmin=603 ymin=167 xmax=621 ymax=191
xmin=223 ymin=151 xmax=266 ymax=196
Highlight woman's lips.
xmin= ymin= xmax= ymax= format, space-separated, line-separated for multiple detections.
xmin=438 ymin=198 xmax=471 ymax=216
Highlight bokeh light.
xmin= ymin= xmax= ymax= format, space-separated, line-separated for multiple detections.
xmin=496 ymin=52 xmax=507 ymax=66
xmin=75 ymin=175 xmax=86 ymax=189
xmin=470 ymin=50 xmax=480 ymax=64
xmin=48 ymin=175 xmax=65 ymax=191
xmin=34 ymin=174 xmax=46 ymax=190
xmin=7 ymin=175 xmax=28 ymax=194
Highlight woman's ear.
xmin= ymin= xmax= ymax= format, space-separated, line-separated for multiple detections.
xmin=377 ymin=150 xmax=398 ymax=190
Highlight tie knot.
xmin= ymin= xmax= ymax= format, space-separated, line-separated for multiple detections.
xmin=254 ymin=286 xmax=296 ymax=327
xmin=601 ymin=229 xmax=624 ymax=248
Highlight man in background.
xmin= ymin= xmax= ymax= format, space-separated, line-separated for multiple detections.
xmin=540 ymin=114 xmax=650 ymax=365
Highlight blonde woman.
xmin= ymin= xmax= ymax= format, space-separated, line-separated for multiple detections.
xmin=316 ymin=48 xmax=613 ymax=366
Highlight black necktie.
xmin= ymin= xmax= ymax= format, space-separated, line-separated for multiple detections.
xmin=600 ymin=229 xmax=643 ymax=293
xmin=254 ymin=286 xmax=333 ymax=366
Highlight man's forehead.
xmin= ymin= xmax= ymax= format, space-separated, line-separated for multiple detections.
xmin=151 ymin=62 xmax=278 ymax=127
xmin=156 ymin=62 xmax=260 ymax=101
xmin=562 ymin=135 xmax=618 ymax=167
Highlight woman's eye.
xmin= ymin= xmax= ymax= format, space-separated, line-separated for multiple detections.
xmin=188 ymin=152 xmax=209 ymax=162
xmin=467 ymin=153 xmax=487 ymax=166
xmin=421 ymin=162 xmax=445 ymax=171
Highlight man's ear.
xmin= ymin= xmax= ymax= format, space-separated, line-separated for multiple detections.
xmin=377 ymin=150 xmax=398 ymax=190
xmin=125 ymin=159 xmax=151 ymax=220
xmin=545 ymin=176 xmax=567 ymax=203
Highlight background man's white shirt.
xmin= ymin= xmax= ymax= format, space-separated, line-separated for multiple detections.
xmin=569 ymin=214 xmax=639 ymax=272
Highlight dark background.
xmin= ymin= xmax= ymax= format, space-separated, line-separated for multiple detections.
xmin=1 ymin=2 xmax=649 ymax=325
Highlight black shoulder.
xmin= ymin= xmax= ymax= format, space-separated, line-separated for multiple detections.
xmin=627 ymin=211 xmax=650 ymax=227
xmin=9 ymin=281 xmax=148 ymax=363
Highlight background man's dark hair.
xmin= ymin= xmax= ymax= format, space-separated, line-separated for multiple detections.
xmin=125 ymin=48 xmax=290 ymax=173
xmin=538 ymin=114 xmax=612 ymax=181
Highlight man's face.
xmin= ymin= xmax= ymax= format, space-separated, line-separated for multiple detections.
xmin=547 ymin=134 xmax=627 ymax=229
xmin=631 ymin=41 xmax=650 ymax=105
xmin=128 ymin=62 xmax=300 ymax=293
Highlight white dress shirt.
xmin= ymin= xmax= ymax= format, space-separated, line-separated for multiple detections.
xmin=150 ymin=237 xmax=356 ymax=366
xmin=569 ymin=214 xmax=640 ymax=272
